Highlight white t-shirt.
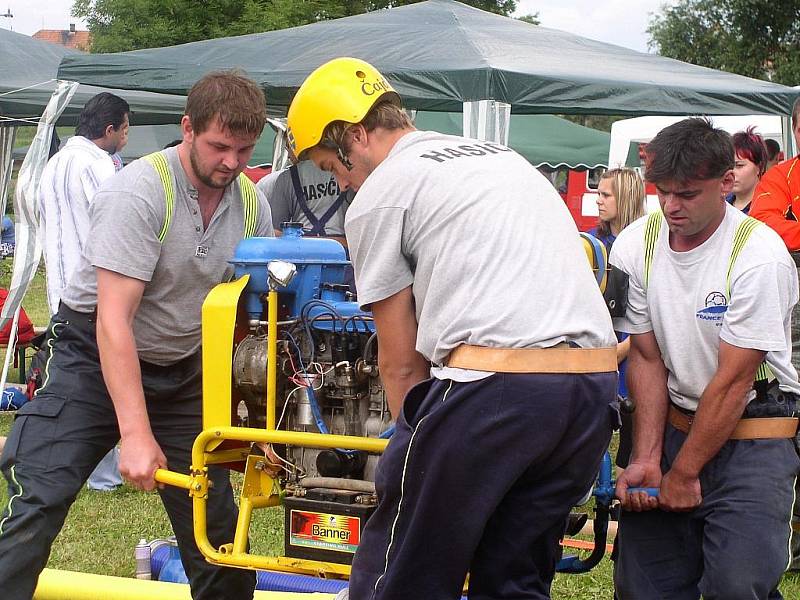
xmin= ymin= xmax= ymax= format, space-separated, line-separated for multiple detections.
xmin=610 ymin=204 xmax=800 ymax=411
xmin=38 ymin=136 xmax=116 ymax=314
xmin=345 ymin=130 xmax=616 ymax=382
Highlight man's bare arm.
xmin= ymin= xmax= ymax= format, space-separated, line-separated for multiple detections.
xmin=660 ymin=341 xmax=764 ymax=510
xmin=96 ymin=267 xmax=166 ymax=491
xmin=616 ymin=330 xmax=669 ymax=510
xmin=628 ymin=331 xmax=670 ymax=463
xmin=370 ymin=286 xmax=430 ymax=420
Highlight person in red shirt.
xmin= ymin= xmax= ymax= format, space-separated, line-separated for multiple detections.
xmin=749 ymin=95 xmax=800 ymax=575
xmin=749 ymin=97 xmax=800 ymax=249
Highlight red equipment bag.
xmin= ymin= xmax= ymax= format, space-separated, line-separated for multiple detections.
xmin=0 ymin=288 xmax=35 ymax=346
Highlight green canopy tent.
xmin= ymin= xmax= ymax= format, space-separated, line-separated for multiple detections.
xmin=57 ymin=0 xmax=798 ymax=118
xmin=0 ymin=27 xmax=187 ymax=127
xmin=415 ymin=112 xmax=609 ymax=169
xmin=12 ymin=125 xmax=277 ymax=166
xmin=0 ymin=29 xmax=193 ymax=352
xmin=1 ymin=26 xmax=190 ymax=218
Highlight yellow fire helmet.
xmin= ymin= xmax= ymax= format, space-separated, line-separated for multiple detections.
xmin=286 ymin=57 xmax=401 ymax=159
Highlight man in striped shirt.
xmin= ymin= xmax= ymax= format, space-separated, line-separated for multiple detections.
xmin=38 ymin=92 xmax=130 ymax=314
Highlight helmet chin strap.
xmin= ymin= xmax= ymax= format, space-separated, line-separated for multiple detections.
xmin=337 ymin=146 xmax=354 ymax=171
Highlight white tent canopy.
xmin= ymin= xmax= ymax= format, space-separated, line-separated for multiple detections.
xmin=609 ymin=115 xmax=789 ymax=169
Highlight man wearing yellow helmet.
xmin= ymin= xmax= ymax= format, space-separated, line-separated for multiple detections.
xmin=287 ymin=57 xmax=619 ymax=600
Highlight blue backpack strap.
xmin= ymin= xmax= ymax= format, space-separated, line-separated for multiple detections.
xmin=142 ymin=151 xmax=174 ymax=243
xmin=289 ymin=165 xmax=324 ymax=234
xmin=237 ymin=173 xmax=259 ymax=238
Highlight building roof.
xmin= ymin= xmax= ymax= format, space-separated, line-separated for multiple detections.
xmin=33 ymin=29 xmax=91 ymax=51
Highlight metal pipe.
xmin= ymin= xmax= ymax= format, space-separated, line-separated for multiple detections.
xmin=151 ymin=545 xmax=348 ymax=593
xmin=32 ymin=568 xmax=335 ymax=599
xmin=190 ymin=427 xmax=388 ymax=470
xmin=233 ymin=496 xmax=253 ymax=555
xmin=153 ymin=469 xmax=192 ymax=490
xmin=153 ymin=427 xmax=387 ymax=572
xmin=299 ymin=477 xmax=375 ymax=493
xmin=267 ymin=289 xmax=278 ymax=430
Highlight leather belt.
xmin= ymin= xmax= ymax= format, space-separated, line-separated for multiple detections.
xmin=668 ymin=405 xmax=798 ymax=440
xmin=446 ymin=344 xmax=618 ymax=374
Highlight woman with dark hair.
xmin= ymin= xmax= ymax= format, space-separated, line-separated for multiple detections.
xmin=730 ymin=127 xmax=768 ymax=214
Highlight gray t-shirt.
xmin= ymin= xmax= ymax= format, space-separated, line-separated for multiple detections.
xmin=257 ymin=161 xmax=352 ymax=236
xmin=63 ymin=147 xmax=274 ymax=365
xmin=345 ymin=130 xmax=616 ymax=381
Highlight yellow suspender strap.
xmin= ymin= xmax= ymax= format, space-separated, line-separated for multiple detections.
xmin=642 ymin=212 xmax=773 ymax=383
xmin=755 ymin=362 xmax=774 ymax=382
xmin=642 ymin=210 xmax=663 ymax=290
xmin=726 ymin=216 xmax=761 ymax=298
xmin=237 ymin=173 xmax=259 ymax=238
xmin=142 ymin=153 xmax=259 ymax=242
xmin=142 ymin=151 xmax=174 ymax=243
xmin=725 ymin=217 xmax=774 ymax=383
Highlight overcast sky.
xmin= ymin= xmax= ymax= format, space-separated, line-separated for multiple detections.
xmin=2 ymin=0 xmax=675 ymax=54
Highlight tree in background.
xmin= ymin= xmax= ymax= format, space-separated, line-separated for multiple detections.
xmin=647 ymin=0 xmax=800 ymax=85
xmin=73 ymin=0 xmax=519 ymax=52
xmin=516 ymin=13 xmax=540 ymax=25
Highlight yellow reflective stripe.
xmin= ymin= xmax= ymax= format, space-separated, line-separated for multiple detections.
xmin=35 ymin=321 xmax=66 ymax=397
xmin=643 ymin=211 xmax=663 ymax=290
xmin=726 ymin=216 xmax=761 ymax=298
xmin=755 ymin=362 xmax=774 ymax=382
xmin=723 ymin=218 xmax=772 ymax=384
xmin=238 ymin=173 xmax=259 ymax=238
xmin=643 ymin=212 xmax=771 ymax=385
xmin=142 ymin=151 xmax=174 ymax=243
xmin=0 ymin=465 xmax=22 ymax=535
xmin=143 ymin=156 xmax=256 ymax=241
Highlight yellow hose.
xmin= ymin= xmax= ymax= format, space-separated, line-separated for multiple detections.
xmin=33 ymin=568 xmax=336 ymax=599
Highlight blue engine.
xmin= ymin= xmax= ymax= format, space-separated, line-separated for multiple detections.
xmin=228 ymin=224 xmax=388 ymax=489
xmin=231 ymin=224 xmax=374 ymax=332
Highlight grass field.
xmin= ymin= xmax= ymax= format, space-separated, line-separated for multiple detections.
xmin=1 ymin=270 xmax=799 ymax=597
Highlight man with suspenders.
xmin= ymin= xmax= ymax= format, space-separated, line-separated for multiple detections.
xmin=611 ymin=118 xmax=800 ymax=599
xmin=257 ymin=158 xmax=353 ymax=246
xmin=0 ymin=71 xmax=272 ymax=600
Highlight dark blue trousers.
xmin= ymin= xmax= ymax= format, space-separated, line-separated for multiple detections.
xmin=0 ymin=306 xmax=255 ymax=600
xmin=349 ymin=371 xmax=617 ymax=600
xmin=614 ymin=424 xmax=799 ymax=600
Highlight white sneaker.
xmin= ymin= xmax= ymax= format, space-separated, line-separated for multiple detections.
xmin=334 ymin=589 xmax=349 ymax=600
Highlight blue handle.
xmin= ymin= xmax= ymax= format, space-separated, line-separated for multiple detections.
xmin=626 ymin=487 xmax=659 ymax=497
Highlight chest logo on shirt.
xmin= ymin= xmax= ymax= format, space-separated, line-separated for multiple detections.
xmin=696 ymin=291 xmax=727 ymax=325
xmin=195 ymin=245 xmax=209 ymax=258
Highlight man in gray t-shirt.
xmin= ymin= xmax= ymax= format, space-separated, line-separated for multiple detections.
xmin=286 ymin=58 xmax=618 ymax=600
xmin=0 ymin=72 xmax=272 ymax=600
xmin=257 ymin=159 xmax=352 ymax=246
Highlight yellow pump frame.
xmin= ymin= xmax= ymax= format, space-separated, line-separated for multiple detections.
xmin=154 ymin=276 xmax=388 ymax=578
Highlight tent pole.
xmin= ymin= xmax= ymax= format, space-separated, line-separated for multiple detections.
xmin=462 ymin=100 xmax=510 ymax=144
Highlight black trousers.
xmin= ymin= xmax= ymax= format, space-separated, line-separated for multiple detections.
xmin=0 ymin=305 xmax=255 ymax=599
xmin=348 ymin=371 xmax=617 ymax=600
